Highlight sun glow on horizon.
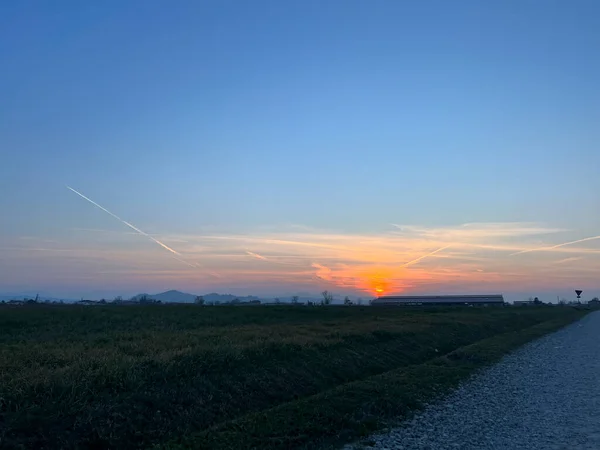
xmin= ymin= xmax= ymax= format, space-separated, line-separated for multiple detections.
xmin=17 ymin=222 xmax=600 ymax=297
xmin=361 ymin=268 xmax=396 ymax=297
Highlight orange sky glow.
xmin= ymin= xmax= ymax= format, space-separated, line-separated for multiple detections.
xmin=4 ymin=222 xmax=599 ymax=300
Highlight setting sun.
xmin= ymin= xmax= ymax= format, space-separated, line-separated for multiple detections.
xmin=360 ymin=268 xmax=395 ymax=297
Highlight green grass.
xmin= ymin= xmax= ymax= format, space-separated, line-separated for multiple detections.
xmin=0 ymin=304 xmax=587 ymax=449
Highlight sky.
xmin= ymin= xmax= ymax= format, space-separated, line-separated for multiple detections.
xmin=1 ymin=0 xmax=599 ymax=302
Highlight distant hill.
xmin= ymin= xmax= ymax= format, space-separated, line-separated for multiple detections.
xmin=150 ymin=290 xmax=196 ymax=303
xmin=0 ymin=294 xmax=77 ymax=303
xmin=131 ymin=290 xmax=261 ymax=304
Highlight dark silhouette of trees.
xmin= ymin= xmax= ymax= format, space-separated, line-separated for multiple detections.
xmin=321 ymin=291 xmax=333 ymax=305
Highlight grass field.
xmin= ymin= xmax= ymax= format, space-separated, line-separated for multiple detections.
xmin=0 ymin=304 xmax=587 ymax=449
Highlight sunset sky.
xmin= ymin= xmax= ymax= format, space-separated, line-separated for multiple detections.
xmin=1 ymin=1 xmax=599 ymax=301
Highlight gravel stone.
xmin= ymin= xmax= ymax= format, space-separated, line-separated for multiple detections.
xmin=346 ymin=311 xmax=600 ymax=450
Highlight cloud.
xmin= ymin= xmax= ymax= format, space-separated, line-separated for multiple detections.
xmin=246 ymin=251 xmax=268 ymax=261
xmin=392 ymin=222 xmax=564 ymax=240
xmin=311 ymin=263 xmax=333 ymax=281
xmin=71 ymin=228 xmax=190 ymax=243
xmin=11 ymin=221 xmax=600 ymax=297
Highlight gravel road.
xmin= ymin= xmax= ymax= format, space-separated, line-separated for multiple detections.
xmin=348 ymin=311 xmax=600 ymax=450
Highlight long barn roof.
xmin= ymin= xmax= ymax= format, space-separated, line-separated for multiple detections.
xmin=372 ymin=294 xmax=504 ymax=304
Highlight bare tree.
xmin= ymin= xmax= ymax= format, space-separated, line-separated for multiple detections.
xmin=344 ymin=296 xmax=352 ymax=306
xmin=274 ymin=297 xmax=281 ymax=305
xmin=195 ymin=296 xmax=205 ymax=305
xmin=321 ymin=290 xmax=333 ymax=305
xmin=291 ymin=295 xmax=299 ymax=304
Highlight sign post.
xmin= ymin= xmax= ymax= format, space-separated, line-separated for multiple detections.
xmin=575 ymin=290 xmax=583 ymax=303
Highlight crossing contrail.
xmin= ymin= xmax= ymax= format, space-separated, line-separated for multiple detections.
xmin=400 ymin=244 xmax=451 ymax=268
xmin=66 ymin=185 xmax=190 ymax=263
xmin=510 ymin=235 xmax=600 ymax=256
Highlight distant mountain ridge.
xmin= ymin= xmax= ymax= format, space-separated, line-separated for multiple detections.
xmin=131 ymin=290 xmax=261 ymax=304
xmin=0 ymin=290 xmax=355 ymax=305
xmin=0 ymin=294 xmax=77 ymax=303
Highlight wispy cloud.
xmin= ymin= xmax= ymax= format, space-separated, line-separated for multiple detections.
xmin=392 ymin=222 xmax=564 ymax=240
xmin=70 ymin=227 xmax=190 ymax=243
xmin=10 ymin=220 xmax=600 ymax=297
xmin=70 ymin=227 xmax=142 ymax=235
xmin=246 ymin=251 xmax=268 ymax=261
xmin=311 ymin=263 xmax=332 ymax=281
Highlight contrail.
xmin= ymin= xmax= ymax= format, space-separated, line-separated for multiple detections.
xmin=66 ymin=185 xmax=187 ymax=260
xmin=246 ymin=250 xmax=305 ymax=267
xmin=246 ymin=251 xmax=268 ymax=261
xmin=169 ymin=255 xmax=197 ymax=268
xmin=550 ymin=256 xmax=583 ymax=265
xmin=400 ymin=245 xmax=451 ymax=268
xmin=510 ymin=235 xmax=600 ymax=256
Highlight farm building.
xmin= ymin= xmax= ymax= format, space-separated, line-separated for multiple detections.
xmin=513 ymin=300 xmax=534 ymax=306
xmin=371 ymin=294 xmax=505 ymax=307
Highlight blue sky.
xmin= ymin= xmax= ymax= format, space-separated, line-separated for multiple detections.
xmin=1 ymin=1 xmax=599 ymax=301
